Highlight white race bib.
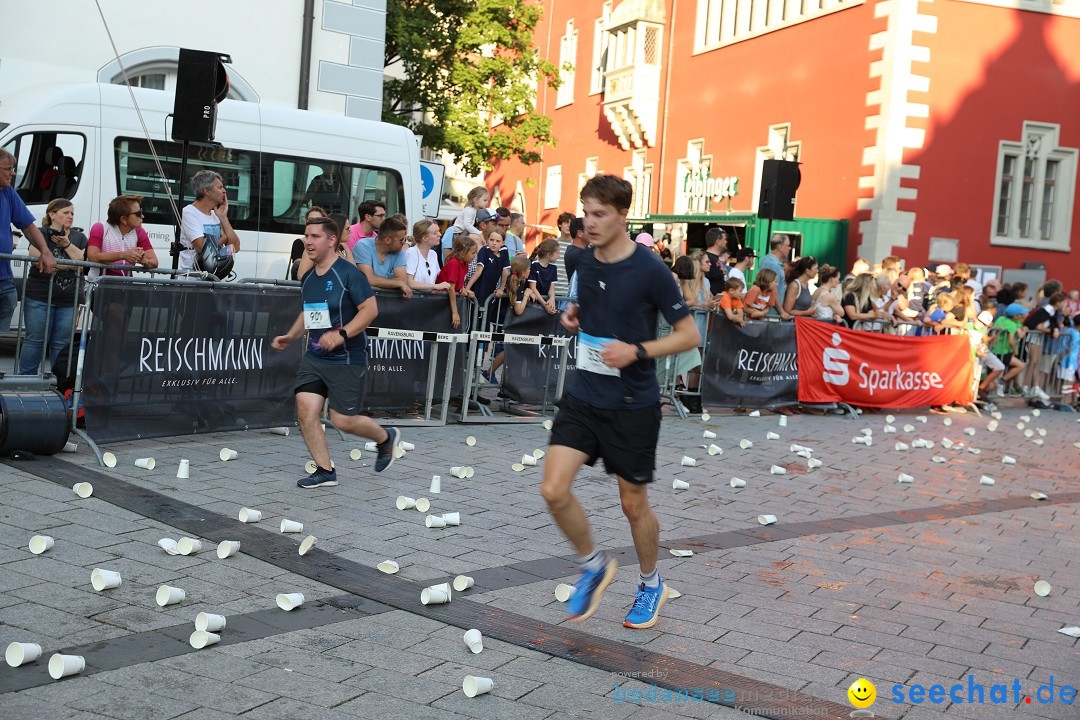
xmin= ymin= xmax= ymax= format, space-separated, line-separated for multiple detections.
xmin=303 ymin=302 xmax=331 ymax=330
xmin=577 ymin=332 xmax=620 ymax=377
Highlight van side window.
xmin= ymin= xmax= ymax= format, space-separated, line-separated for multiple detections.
xmin=2 ymin=132 xmax=86 ymax=205
xmin=114 ymin=137 xmax=256 ymax=231
xmin=266 ymin=155 xmax=405 ymax=234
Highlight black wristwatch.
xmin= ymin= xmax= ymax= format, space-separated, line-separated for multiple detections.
xmin=635 ymin=343 xmax=648 ymax=361
xmin=338 ymin=329 xmax=349 ymax=342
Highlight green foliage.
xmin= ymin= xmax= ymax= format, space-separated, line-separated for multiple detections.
xmin=384 ymin=0 xmax=561 ymax=175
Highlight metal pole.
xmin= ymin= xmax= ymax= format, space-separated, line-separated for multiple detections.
xmin=172 ymin=140 xmax=190 ymax=271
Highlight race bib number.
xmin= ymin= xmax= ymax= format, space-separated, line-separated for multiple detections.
xmin=577 ymin=332 xmax=620 ymax=377
xmin=303 ymin=302 xmax=331 ymax=329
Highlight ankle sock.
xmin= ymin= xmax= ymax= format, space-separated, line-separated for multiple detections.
xmin=581 ymin=549 xmax=605 ymax=572
xmin=639 ymin=570 xmax=660 ymax=588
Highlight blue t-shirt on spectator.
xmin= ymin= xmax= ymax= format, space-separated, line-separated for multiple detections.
xmin=916 ymin=307 xmax=946 ymax=336
xmin=504 ymin=232 xmax=525 ymax=256
xmin=300 ymin=258 xmax=375 ymax=365
xmin=440 ymin=226 xmax=457 ymax=256
xmin=474 ymin=246 xmax=509 ymax=303
xmin=355 ymin=236 xmax=406 ymax=279
xmin=1 ymin=186 xmax=36 ymax=281
xmin=570 ymin=244 xmax=690 ymax=409
xmin=529 ymin=260 xmax=558 ymax=297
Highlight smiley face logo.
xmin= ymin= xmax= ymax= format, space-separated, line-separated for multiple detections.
xmin=847 ymin=678 xmax=876 ymax=709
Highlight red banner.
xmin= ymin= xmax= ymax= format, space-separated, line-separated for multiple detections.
xmin=795 ymin=319 xmax=975 ymax=408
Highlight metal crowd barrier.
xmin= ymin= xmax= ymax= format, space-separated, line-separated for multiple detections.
xmin=1014 ymin=327 xmax=1076 ymax=411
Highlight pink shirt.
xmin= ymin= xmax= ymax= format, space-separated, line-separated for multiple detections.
xmin=347 ymin=222 xmax=376 ymax=251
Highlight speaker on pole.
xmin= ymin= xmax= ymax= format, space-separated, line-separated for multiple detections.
xmin=757 ymin=160 xmax=801 ymax=222
xmin=171 ymin=49 xmax=232 ymax=143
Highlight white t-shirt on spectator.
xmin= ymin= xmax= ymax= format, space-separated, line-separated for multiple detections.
xmin=179 ymin=205 xmax=220 ymax=272
xmin=405 ymin=244 xmax=439 ymax=285
xmin=728 ymin=266 xmax=746 ymax=287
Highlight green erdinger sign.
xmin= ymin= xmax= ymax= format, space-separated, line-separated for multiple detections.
xmin=682 ymin=170 xmax=739 ymax=205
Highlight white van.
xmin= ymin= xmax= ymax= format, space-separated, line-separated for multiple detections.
xmin=0 ymin=83 xmax=423 ymax=280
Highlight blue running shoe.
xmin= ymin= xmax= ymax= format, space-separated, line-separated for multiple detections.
xmin=624 ymin=579 xmax=669 ymax=629
xmin=566 ymin=556 xmax=617 ymax=622
xmin=297 ymin=466 xmax=337 ymax=489
xmin=375 ymin=427 xmax=401 ymax=472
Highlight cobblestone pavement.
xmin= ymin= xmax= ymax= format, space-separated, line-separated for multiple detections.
xmin=1 ymin=399 xmax=1077 ymax=720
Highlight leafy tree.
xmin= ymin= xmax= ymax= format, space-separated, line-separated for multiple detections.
xmin=384 ymin=0 xmax=562 ymax=175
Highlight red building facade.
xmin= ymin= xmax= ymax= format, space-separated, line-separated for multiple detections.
xmin=489 ymin=0 xmax=1080 ymax=280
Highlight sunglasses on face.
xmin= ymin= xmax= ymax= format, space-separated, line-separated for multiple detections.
xmin=130 ymin=210 xmax=144 ymax=218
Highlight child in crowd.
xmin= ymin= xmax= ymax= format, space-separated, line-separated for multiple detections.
xmin=990 ymin=303 xmax=1029 ymax=394
xmin=452 ymin=186 xmax=489 ymax=243
xmin=919 ymin=293 xmax=962 ymax=335
xmin=743 ymin=268 xmax=791 ymax=320
xmin=968 ymin=310 xmax=1005 ymax=400
xmin=716 ymin=277 xmax=747 ymax=327
xmin=528 ymin=238 xmax=560 ymax=314
xmin=488 ymin=254 xmax=542 ymax=383
xmin=469 ymin=230 xmax=510 ymax=310
xmin=436 ymin=236 xmax=477 ymax=328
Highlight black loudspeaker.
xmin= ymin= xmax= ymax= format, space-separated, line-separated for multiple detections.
xmin=758 ymin=160 xmax=801 ymax=221
xmin=171 ymin=49 xmax=232 ymax=143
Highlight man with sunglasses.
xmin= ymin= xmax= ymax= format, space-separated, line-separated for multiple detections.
xmin=0 ymin=149 xmax=56 ymax=332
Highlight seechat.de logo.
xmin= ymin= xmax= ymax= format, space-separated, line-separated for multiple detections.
xmin=822 ymin=332 xmax=850 ymax=386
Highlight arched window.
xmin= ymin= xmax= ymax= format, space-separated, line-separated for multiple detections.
xmin=97 ymin=47 xmax=259 ymax=103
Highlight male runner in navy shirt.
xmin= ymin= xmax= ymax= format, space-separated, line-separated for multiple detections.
xmin=540 ymin=175 xmax=700 ymax=629
xmin=272 ymin=217 xmax=402 ymax=488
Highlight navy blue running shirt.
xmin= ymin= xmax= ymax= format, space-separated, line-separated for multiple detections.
xmin=300 ymin=257 xmax=375 ymax=365
xmin=569 ymin=244 xmax=690 ymax=409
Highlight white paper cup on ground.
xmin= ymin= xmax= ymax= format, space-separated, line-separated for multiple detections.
xmin=807 ymin=458 xmax=823 ymax=469
xmin=701 ymin=412 xmax=710 ymax=421
xmin=964 ymin=427 xmax=976 ymax=436
xmin=758 ymin=514 xmax=777 ymax=525
xmin=430 ymin=475 xmax=442 ymax=494
xmin=895 ymin=442 xmax=909 ymax=451
xmin=968 ymin=447 xmax=981 ymax=455
xmin=703 ymin=430 xmax=717 ymax=439
xmin=916 ymin=415 xmax=927 ymax=423
xmin=421 ymin=585 xmax=450 ymax=604
xmin=1030 ymin=492 xmax=1048 ymax=501
xmin=778 ymin=416 xmax=787 ymax=427
xmin=1024 ymin=429 xmax=1034 ymax=438
xmin=91 ymin=568 xmax=121 ymax=591
xmin=932 ymin=456 xmax=946 ymax=463
xmin=707 ymin=444 xmax=722 ymax=456
xmin=401 ymin=441 xmax=416 ymax=451
xmin=903 ymin=424 xmax=915 ymax=433
xmin=219 ymin=448 xmax=238 ymax=461
xmin=766 ymin=431 xmax=780 ymax=440
xmin=670 ymin=549 xmax=694 ymax=557
xmin=790 ymin=444 xmax=809 ymax=453
xmin=883 ymin=425 xmax=896 ymax=434
xmin=62 ymin=441 xmax=77 ymax=453
xmin=943 ymin=418 xmax=953 ymax=426
xmin=6 ymin=642 xmax=42 ymax=667
xmin=442 ymin=512 xmax=461 ymax=526
xmin=299 ymin=536 xmax=317 ymax=555
xmin=885 ymin=414 xmax=896 ymax=423
xmin=1037 ymin=428 xmax=1047 ymax=437
xmin=681 ymin=456 xmax=696 ymax=467
xmin=177 ymin=537 xmax=203 ymax=555
xmin=554 ymin=583 xmax=574 ymax=602
xmin=543 ymin=419 xmax=553 ymax=430
xmin=135 ymin=457 xmax=156 ymax=470
xmin=463 ymin=629 xmax=483 ymax=653
xmin=454 ymin=575 xmax=475 ymax=592
xmin=102 ymin=452 xmax=117 ymax=468
xmin=349 ymin=448 xmax=362 ymax=461
xmin=239 ymin=508 xmax=262 ymax=523
xmin=739 ymin=439 xmax=753 ymax=449
xmin=176 ymin=459 xmax=190 ymax=479
xmin=415 ymin=498 xmax=430 ymax=513
xmin=861 ymin=428 xmax=873 ymax=436
xmin=672 ymin=479 xmax=690 ymax=490
xmin=72 ymin=482 xmax=93 ymax=498
xmin=898 ymin=473 xmax=914 ymax=483
xmin=195 ymin=612 xmax=226 ymax=632
xmin=217 ymin=540 xmax=240 ymax=559
xmin=451 ymin=466 xmax=468 ymax=478
xmin=668 ymin=587 xmax=683 ymax=599
xmin=269 ymin=427 xmax=290 ymax=436
xmin=465 ymin=467 xmax=475 ymax=478
xmin=796 ymin=449 xmax=812 ymax=459
xmin=521 ymin=454 xmax=537 ymax=467
xmin=770 ymin=465 xmax=786 ymax=475
xmin=377 ymin=560 xmax=400 ymax=574
xmin=48 ymin=653 xmax=85 ymax=679
xmin=426 ymin=515 xmax=447 ymax=528
xmin=276 ymin=592 xmax=305 ymax=611
xmin=29 ymin=535 xmax=54 ymax=555
xmin=463 ymin=675 xmax=493 ymax=697
xmin=189 ymin=630 xmax=220 ymax=649
xmin=1034 ymin=580 xmax=1052 ymax=597
xmin=512 ymin=463 xmax=525 ymax=472
xmin=396 ymin=496 xmax=417 ymax=510
xmin=280 ymin=519 xmax=303 ymax=534
xmin=156 ymin=585 xmax=186 ymax=607
xmin=730 ymin=477 xmax=746 ymax=488
xmin=749 ymin=410 xmax=761 ymax=417
xmin=158 ymin=538 xmax=179 ymax=555
xmin=979 ymin=475 xmax=995 ymax=486
xmin=466 ymin=436 xmax=477 ymax=446
xmin=942 ymin=438 xmax=954 ymax=449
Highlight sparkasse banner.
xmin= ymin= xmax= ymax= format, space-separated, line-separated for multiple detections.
xmin=795 ymin=318 xmax=975 ymax=408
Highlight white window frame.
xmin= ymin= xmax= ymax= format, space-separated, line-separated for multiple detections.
xmin=544 ymin=165 xmax=563 ymax=210
xmin=990 ymin=121 xmax=1076 ymax=252
xmin=694 ymin=0 xmax=865 ymax=54
xmin=625 ymin=150 xmax=653 ymax=218
xmin=576 ymin=157 xmax=600 ymax=215
xmin=752 ymin=123 xmax=802 ymax=215
xmin=557 ymin=20 xmax=578 ymax=109
xmin=590 ymin=2 xmax=613 ymax=95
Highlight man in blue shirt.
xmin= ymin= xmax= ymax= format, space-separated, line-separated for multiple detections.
xmin=355 ymin=216 xmax=413 ymax=298
xmin=0 ymin=149 xmax=57 ymax=330
xmin=540 ymin=175 xmax=699 ymax=631
xmin=504 ymin=212 xmax=527 ymax=256
xmin=759 ymin=233 xmax=791 ymax=311
xmin=272 ymin=217 xmax=402 ymax=489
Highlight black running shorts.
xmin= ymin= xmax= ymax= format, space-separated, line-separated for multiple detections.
xmin=548 ymin=392 xmax=661 ymax=484
xmin=293 ymin=355 xmax=368 ymax=416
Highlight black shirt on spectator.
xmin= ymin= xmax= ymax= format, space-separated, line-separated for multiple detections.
xmin=705 ymin=251 xmax=727 ymax=295
xmin=25 ymin=228 xmax=87 ymax=306
xmin=564 ymin=243 xmax=584 ymax=284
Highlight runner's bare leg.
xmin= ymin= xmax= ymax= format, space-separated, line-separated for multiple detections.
xmin=540 ymin=445 xmax=594 ymax=555
xmin=617 ymin=477 xmax=659 ymax=574
xmin=328 ymin=410 xmax=389 ymax=443
xmin=296 ymin=391 xmax=331 ymax=469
